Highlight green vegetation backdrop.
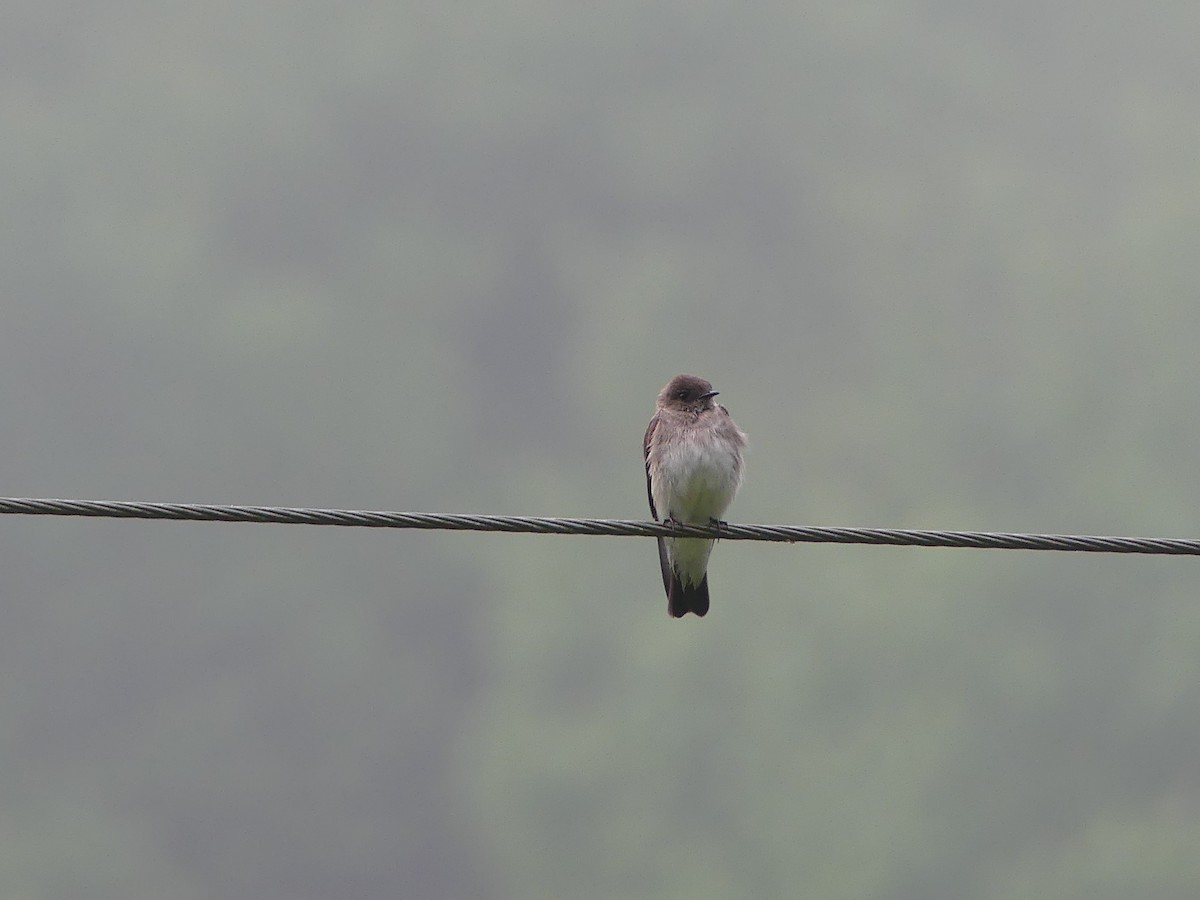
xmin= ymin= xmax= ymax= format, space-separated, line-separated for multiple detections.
xmin=3 ymin=2 xmax=1199 ymax=898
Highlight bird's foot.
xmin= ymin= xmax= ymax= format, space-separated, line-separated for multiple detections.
xmin=708 ymin=517 xmax=729 ymax=539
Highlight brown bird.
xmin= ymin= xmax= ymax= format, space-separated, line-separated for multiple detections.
xmin=643 ymin=375 xmax=747 ymax=617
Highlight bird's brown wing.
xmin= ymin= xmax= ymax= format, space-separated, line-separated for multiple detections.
xmin=643 ymin=414 xmax=659 ymax=520
xmin=643 ymin=414 xmax=671 ymax=599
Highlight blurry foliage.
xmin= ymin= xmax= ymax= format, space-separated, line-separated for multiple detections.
xmin=1 ymin=1 xmax=1199 ymax=898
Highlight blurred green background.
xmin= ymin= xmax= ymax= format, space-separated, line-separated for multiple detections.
xmin=3 ymin=2 xmax=1200 ymax=898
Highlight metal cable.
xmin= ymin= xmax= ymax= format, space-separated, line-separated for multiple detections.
xmin=0 ymin=496 xmax=1197 ymax=555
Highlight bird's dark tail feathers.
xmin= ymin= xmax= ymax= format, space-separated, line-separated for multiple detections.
xmin=668 ymin=570 xmax=710 ymax=618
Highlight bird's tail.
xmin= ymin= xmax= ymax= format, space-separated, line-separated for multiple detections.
xmin=668 ymin=571 xmax=710 ymax=618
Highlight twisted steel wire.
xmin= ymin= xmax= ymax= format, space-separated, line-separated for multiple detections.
xmin=0 ymin=497 xmax=1198 ymax=555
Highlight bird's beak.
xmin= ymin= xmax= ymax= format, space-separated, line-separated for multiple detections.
xmin=699 ymin=390 xmax=719 ymax=401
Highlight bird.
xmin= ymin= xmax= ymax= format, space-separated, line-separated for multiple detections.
xmin=643 ymin=374 xmax=747 ymax=617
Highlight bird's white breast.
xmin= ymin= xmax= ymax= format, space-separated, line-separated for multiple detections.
xmin=653 ymin=433 xmax=741 ymax=523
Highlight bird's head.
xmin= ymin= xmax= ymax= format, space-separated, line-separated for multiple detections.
xmin=658 ymin=374 xmax=719 ymax=412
